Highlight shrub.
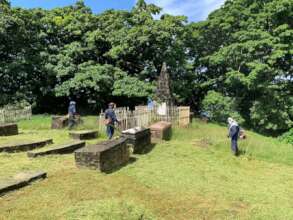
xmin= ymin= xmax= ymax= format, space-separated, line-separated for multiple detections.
xmin=202 ymin=91 xmax=244 ymax=124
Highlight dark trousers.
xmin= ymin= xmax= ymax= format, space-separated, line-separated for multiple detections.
xmin=68 ymin=115 xmax=75 ymax=130
xmin=106 ymin=125 xmax=115 ymax=140
xmin=231 ymin=135 xmax=239 ymax=156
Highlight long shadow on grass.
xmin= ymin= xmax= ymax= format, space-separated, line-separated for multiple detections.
xmin=136 ymin=143 xmax=157 ymax=155
xmin=104 ymin=157 xmax=138 ymax=174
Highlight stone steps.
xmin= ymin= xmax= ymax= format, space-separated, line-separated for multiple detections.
xmin=27 ymin=141 xmax=85 ymax=158
xmin=0 ymin=139 xmax=53 ymax=153
xmin=0 ymin=171 xmax=47 ymax=196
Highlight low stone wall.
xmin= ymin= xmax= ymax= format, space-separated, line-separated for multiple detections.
xmin=75 ymin=137 xmax=129 ymax=172
xmin=149 ymin=121 xmax=172 ymax=141
xmin=69 ymin=130 xmax=98 ymax=140
xmin=27 ymin=141 xmax=85 ymax=158
xmin=0 ymin=139 xmax=53 ymax=153
xmin=0 ymin=123 xmax=18 ymax=136
xmin=0 ymin=171 xmax=46 ymax=196
xmin=122 ymin=127 xmax=151 ymax=154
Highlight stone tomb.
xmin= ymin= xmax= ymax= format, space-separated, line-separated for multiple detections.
xmin=122 ymin=127 xmax=151 ymax=154
xmin=69 ymin=130 xmax=98 ymax=140
xmin=0 ymin=171 xmax=46 ymax=196
xmin=149 ymin=121 xmax=172 ymax=141
xmin=27 ymin=141 xmax=85 ymax=158
xmin=75 ymin=137 xmax=129 ymax=172
xmin=0 ymin=123 xmax=18 ymax=136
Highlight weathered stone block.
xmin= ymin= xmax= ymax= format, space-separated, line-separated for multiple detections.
xmin=0 ymin=139 xmax=53 ymax=153
xmin=27 ymin=141 xmax=85 ymax=158
xmin=69 ymin=130 xmax=98 ymax=140
xmin=149 ymin=121 xmax=172 ymax=141
xmin=75 ymin=138 xmax=129 ymax=172
xmin=0 ymin=123 xmax=18 ymax=136
xmin=122 ymin=127 xmax=151 ymax=154
xmin=51 ymin=116 xmax=69 ymax=129
xmin=0 ymin=171 xmax=47 ymax=196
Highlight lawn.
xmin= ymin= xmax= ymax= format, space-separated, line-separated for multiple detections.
xmin=0 ymin=116 xmax=293 ymax=220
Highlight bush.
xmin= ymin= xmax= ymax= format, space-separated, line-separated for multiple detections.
xmin=202 ymin=91 xmax=244 ymax=124
xmin=279 ymin=128 xmax=293 ymax=145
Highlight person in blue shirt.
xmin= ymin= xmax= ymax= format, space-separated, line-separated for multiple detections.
xmin=105 ymin=103 xmax=119 ymax=139
xmin=227 ymin=117 xmax=240 ymax=156
xmin=68 ymin=101 xmax=77 ymax=129
xmin=147 ymin=97 xmax=154 ymax=110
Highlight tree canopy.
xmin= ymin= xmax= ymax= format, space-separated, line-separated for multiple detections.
xmin=0 ymin=0 xmax=292 ymax=135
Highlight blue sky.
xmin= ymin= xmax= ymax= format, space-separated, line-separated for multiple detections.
xmin=10 ymin=0 xmax=225 ymax=22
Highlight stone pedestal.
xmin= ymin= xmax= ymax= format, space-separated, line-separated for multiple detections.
xmin=75 ymin=138 xmax=129 ymax=172
xmin=122 ymin=127 xmax=151 ymax=154
xmin=149 ymin=121 xmax=172 ymax=141
xmin=0 ymin=123 xmax=18 ymax=136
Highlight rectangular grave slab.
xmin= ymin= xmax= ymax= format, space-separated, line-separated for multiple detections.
xmin=75 ymin=137 xmax=129 ymax=172
xmin=0 ymin=139 xmax=53 ymax=153
xmin=0 ymin=171 xmax=46 ymax=196
xmin=0 ymin=123 xmax=18 ymax=136
xmin=122 ymin=127 xmax=151 ymax=154
xmin=69 ymin=130 xmax=98 ymax=140
xmin=149 ymin=121 xmax=172 ymax=141
xmin=27 ymin=141 xmax=85 ymax=158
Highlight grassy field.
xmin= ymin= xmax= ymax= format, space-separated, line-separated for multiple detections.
xmin=0 ymin=116 xmax=293 ymax=220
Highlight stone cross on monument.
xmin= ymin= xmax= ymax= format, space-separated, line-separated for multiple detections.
xmin=155 ymin=62 xmax=173 ymax=105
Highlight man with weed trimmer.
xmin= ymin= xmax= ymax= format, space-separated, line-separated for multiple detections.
xmin=227 ymin=117 xmax=240 ymax=156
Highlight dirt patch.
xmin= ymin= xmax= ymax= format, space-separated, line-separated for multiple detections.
xmin=193 ymin=138 xmax=213 ymax=148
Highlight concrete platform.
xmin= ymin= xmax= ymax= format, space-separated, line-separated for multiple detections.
xmin=0 ymin=139 xmax=53 ymax=153
xmin=27 ymin=141 xmax=85 ymax=158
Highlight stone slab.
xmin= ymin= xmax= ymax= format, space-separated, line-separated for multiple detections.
xmin=0 ymin=123 xmax=18 ymax=136
xmin=149 ymin=121 xmax=172 ymax=140
xmin=0 ymin=139 xmax=53 ymax=153
xmin=69 ymin=130 xmax=98 ymax=140
xmin=0 ymin=171 xmax=47 ymax=196
xmin=27 ymin=141 xmax=86 ymax=158
xmin=75 ymin=137 xmax=129 ymax=172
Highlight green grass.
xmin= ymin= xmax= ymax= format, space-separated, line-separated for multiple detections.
xmin=0 ymin=117 xmax=293 ymax=219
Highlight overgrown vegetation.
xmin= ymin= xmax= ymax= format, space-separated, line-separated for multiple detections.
xmin=0 ymin=0 xmax=292 ymax=134
xmin=0 ymin=116 xmax=293 ymax=219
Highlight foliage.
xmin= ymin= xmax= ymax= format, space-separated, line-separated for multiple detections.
xmin=0 ymin=0 xmax=292 ymax=134
xmin=202 ymin=91 xmax=244 ymax=124
xmin=188 ymin=0 xmax=293 ymax=134
xmin=280 ymin=128 xmax=293 ymax=144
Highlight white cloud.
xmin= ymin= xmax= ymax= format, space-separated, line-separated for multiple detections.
xmin=145 ymin=0 xmax=226 ymax=22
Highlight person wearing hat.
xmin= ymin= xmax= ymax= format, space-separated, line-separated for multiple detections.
xmin=105 ymin=102 xmax=119 ymax=139
xmin=227 ymin=117 xmax=240 ymax=156
xmin=68 ymin=101 xmax=77 ymax=129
